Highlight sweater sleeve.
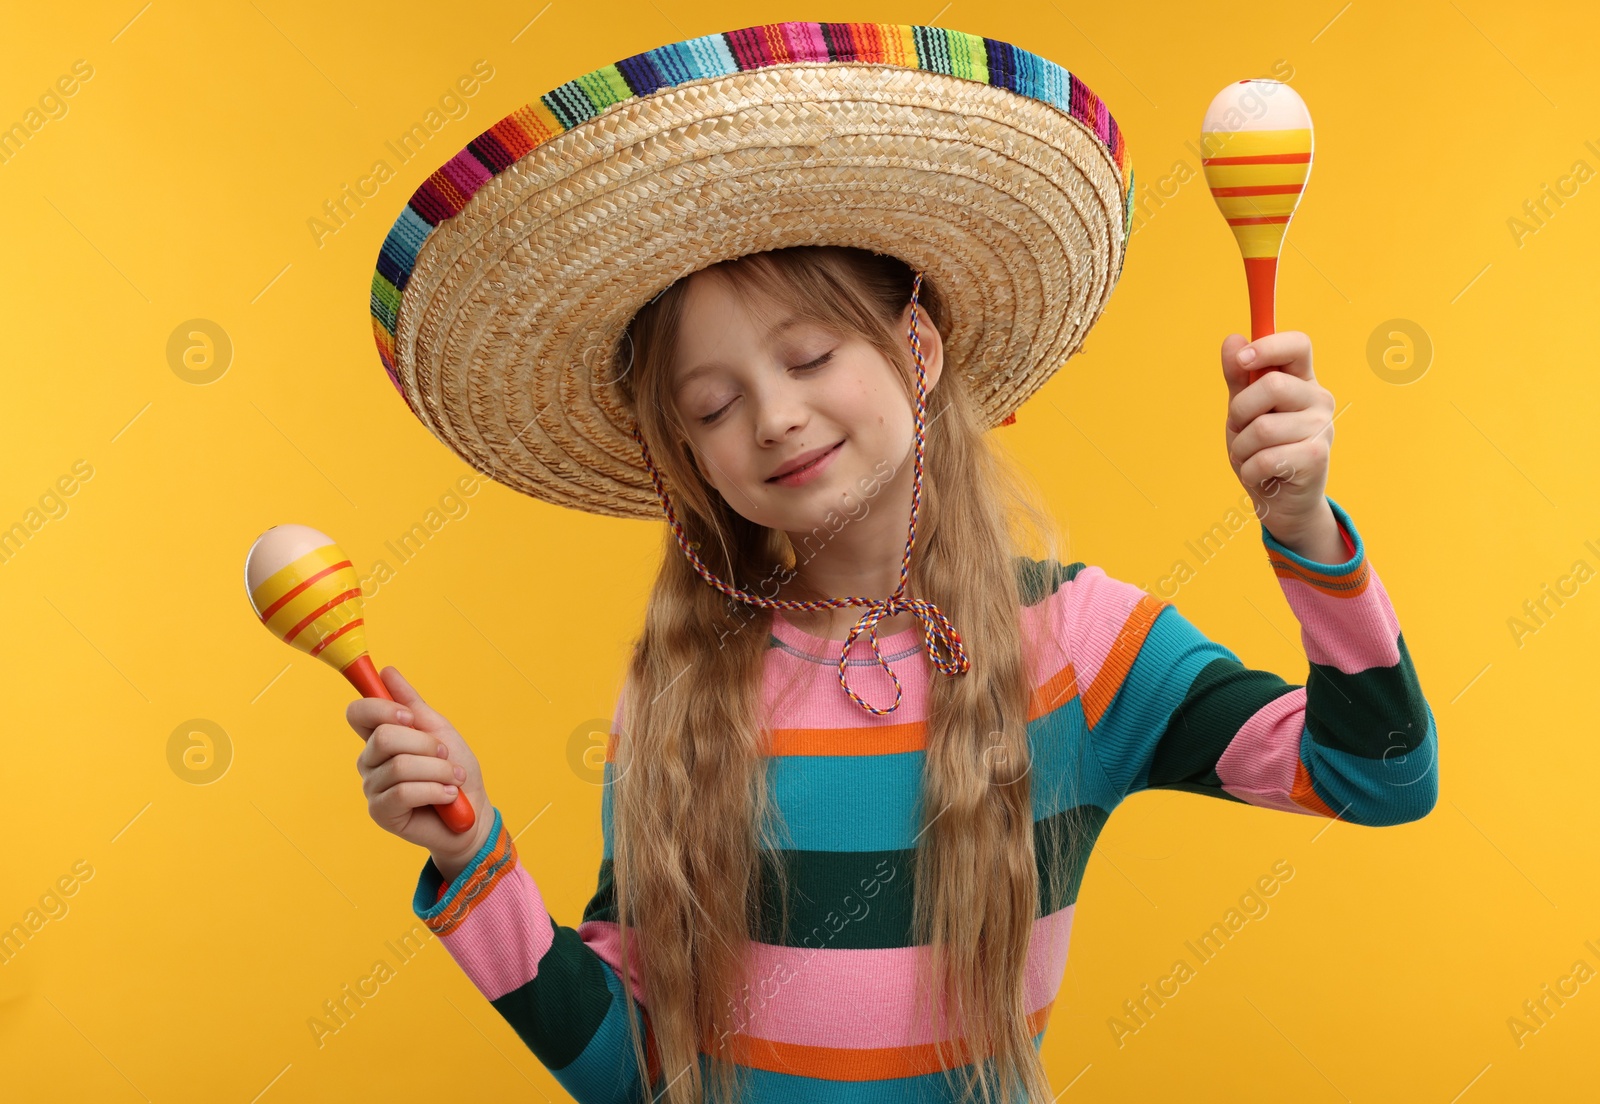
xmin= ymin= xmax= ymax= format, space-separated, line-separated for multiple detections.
xmin=1066 ymin=495 xmax=1438 ymax=827
xmin=411 ymin=697 xmax=662 ymax=1101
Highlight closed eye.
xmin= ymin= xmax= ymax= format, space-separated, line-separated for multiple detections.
xmin=697 ymin=350 xmax=836 ymax=426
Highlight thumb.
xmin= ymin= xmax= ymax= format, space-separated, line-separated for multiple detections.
xmin=381 ymin=666 xmax=442 ymax=729
xmin=1220 ymin=333 xmax=1252 ymax=399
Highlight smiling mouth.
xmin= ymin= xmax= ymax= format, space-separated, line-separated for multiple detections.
xmin=767 ymin=440 xmax=843 ymax=483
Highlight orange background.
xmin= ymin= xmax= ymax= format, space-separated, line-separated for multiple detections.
xmin=2 ymin=1 xmax=1596 ymax=1100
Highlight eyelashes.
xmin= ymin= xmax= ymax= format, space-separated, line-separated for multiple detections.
xmin=697 ymin=350 xmax=836 ymax=426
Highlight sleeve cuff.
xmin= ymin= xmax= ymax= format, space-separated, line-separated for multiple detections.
xmin=1261 ymin=495 xmax=1364 ymax=577
xmin=412 ymin=805 xmax=508 ymax=925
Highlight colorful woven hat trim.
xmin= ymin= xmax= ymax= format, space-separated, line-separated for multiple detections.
xmin=369 ymin=21 xmax=1136 ymax=408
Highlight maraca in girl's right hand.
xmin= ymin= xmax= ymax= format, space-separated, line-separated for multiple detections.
xmin=349 ymin=666 xmax=493 ymax=876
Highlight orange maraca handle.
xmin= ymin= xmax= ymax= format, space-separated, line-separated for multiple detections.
xmin=343 ymin=654 xmax=476 ymax=834
xmin=1243 ymin=256 xmax=1277 ymax=386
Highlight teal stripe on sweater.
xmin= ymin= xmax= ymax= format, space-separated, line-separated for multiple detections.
xmin=1090 ymin=604 xmax=1266 ymax=804
xmin=1300 ymin=700 xmax=1439 ymax=826
xmin=761 ymin=715 xmax=1115 ymax=854
xmin=600 ymin=711 xmax=1118 ymax=859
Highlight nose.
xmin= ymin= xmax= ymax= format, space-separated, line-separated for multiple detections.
xmin=752 ymin=371 xmax=809 ymax=446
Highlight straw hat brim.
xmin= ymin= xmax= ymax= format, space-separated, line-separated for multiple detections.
xmin=371 ymin=24 xmax=1134 ymax=521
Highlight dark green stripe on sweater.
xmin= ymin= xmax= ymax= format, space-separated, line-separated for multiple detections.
xmin=1143 ymin=628 xmax=1428 ymax=796
xmin=1304 ymin=632 xmax=1430 ymax=758
xmin=580 ymin=803 xmax=1111 ymax=949
xmin=489 ymin=921 xmax=620 ymax=1070
xmin=1145 ymin=656 xmax=1297 ymax=789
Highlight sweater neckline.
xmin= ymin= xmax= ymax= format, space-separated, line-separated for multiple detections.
xmin=770 ymin=609 xmax=924 ymax=662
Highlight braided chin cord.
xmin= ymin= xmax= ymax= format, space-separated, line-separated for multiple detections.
xmin=630 ymin=271 xmax=971 ymax=716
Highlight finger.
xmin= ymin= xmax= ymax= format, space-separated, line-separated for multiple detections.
xmin=358 ymin=721 xmax=449 ymax=773
xmin=1233 ymin=331 xmax=1314 ymax=382
xmin=1227 ymin=371 xmax=1318 ymax=433
xmin=1228 ymin=409 xmax=1330 ymax=468
xmin=380 ymin=667 xmax=445 ymax=731
xmin=368 ymin=749 xmax=460 ymax=797
xmin=346 ymin=696 xmax=415 ymax=741
xmin=1219 ymin=333 xmax=1252 ymax=399
xmin=1240 ymin=442 xmax=1312 ymax=493
xmin=375 ymin=780 xmax=459 ymax=819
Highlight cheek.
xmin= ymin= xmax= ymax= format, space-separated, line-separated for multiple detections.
xmin=698 ymin=440 xmax=751 ymax=488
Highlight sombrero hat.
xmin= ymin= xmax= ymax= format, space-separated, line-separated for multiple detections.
xmin=368 ymin=21 xmax=1135 ymax=523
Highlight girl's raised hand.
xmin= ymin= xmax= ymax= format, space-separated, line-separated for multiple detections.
xmin=1219 ymin=331 xmax=1338 ymax=547
xmin=348 ymin=666 xmax=493 ymax=871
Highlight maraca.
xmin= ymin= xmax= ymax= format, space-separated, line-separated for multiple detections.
xmin=244 ymin=524 xmax=476 ymax=834
xmin=1200 ymin=79 xmax=1314 ymax=385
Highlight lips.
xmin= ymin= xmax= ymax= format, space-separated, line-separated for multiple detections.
xmin=767 ymin=440 xmax=844 ymax=482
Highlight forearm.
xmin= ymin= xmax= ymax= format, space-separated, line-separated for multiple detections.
xmin=1261 ymin=497 xmax=1439 ymax=825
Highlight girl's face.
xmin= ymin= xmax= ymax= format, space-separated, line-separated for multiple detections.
xmin=669 ymin=271 xmax=944 ymax=536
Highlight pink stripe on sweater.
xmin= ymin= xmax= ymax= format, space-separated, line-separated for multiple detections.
xmin=765 ymin=620 xmax=936 ymax=727
xmin=1052 ymin=567 xmax=1146 ymax=692
xmin=579 ymin=918 xmax=651 ymax=1007
xmin=1021 ymin=587 xmax=1072 ymax=692
xmin=439 ymin=863 xmax=556 ymax=1000
xmin=1215 ymin=687 xmax=1314 ymax=815
xmin=766 ymin=589 xmax=1076 ymax=729
xmin=1277 ymin=563 xmax=1401 ymax=674
xmin=723 ymin=906 xmax=1074 ymax=1048
xmin=577 ymin=906 xmax=1074 ymax=1047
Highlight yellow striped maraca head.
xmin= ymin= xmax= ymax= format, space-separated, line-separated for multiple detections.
xmin=245 ymin=525 xmax=371 ymax=676
xmin=1201 ymin=79 xmax=1313 ymax=262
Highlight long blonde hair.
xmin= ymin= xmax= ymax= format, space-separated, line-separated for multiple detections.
xmin=608 ymin=245 xmax=1081 ymax=1104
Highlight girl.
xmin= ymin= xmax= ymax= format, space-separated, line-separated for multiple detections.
xmin=352 ymin=22 xmax=1438 ymax=1104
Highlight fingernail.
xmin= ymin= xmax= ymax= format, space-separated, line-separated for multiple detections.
xmin=1238 ymin=347 xmax=1257 ymax=366
xmin=453 ymin=765 xmax=465 ymax=781
xmin=444 ymin=786 xmax=457 ymax=798
xmin=437 ymin=744 xmax=448 ymax=758
xmin=397 ymin=709 xmax=412 ymax=724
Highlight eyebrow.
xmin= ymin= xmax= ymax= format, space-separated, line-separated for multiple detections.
xmin=673 ymin=315 xmax=813 ymax=395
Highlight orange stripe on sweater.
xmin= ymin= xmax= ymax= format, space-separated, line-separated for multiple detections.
xmin=1081 ymin=594 xmax=1170 ymax=729
xmin=1266 ymin=550 xmax=1370 ymax=598
xmin=1290 ymin=759 xmax=1338 ymax=817
xmin=427 ymin=825 xmax=518 ymax=937
xmin=705 ymin=998 xmax=1054 ymax=1079
xmin=1030 ymin=662 xmax=1081 ymax=721
xmin=765 ymin=720 xmax=927 ymax=757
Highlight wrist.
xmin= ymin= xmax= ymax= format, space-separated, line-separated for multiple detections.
xmin=1263 ymin=499 xmax=1344 ymax=564
xmin=432 ymin=813 xmax=495 ymax=884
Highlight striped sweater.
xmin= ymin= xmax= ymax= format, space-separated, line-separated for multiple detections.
xmin=411 ymin=495 xmax=1438 ymax=1102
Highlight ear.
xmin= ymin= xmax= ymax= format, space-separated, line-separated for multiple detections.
xmin=899 ymin=300 xmax=944 ymax=391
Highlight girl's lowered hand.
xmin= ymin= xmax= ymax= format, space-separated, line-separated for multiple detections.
xmin=347 ymin=666 xmax=493 ymax=874
xmin=1219 ymin=331 xmax=1339 ymax=550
